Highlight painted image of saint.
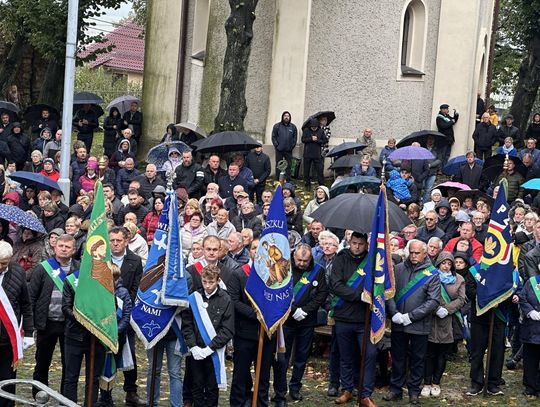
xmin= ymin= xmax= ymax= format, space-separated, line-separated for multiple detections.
xmin=261 ymin=239 xmax=290 ymax=287
xmin=87 ymin=236 xmax=114 ymax=294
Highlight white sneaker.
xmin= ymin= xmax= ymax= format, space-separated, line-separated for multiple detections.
xmin=420 ymin=385 xmax=432 ymax=398
xmin=431 ymin=385 xmax=441 ymax=397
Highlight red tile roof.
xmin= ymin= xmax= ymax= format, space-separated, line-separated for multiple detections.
xmin=78 ymin=21 xmax=144 ymax=73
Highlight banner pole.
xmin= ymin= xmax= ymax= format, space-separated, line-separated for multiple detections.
xmin=251 ymin=325 xmax=265 ymax=407
xmin=87 ymin=335 xmax=96 ymax=407
xmin=482 ymin=309 xmax=496 ymax=397
xmin=148 ymin=346 xmax=159 ymax=407
xmin=357 ymin=307 xmax=371 ymax=405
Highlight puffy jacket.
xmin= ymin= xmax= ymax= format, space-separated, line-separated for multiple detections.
xmin=271 ymin=112 xmax=297 ymax=152
xmin=387 ymin=259 xmax=441 ymax=335
xmin=7 ymin=125 xmax=31 ymax=165
xmin=181 ymin=224 xmax=208 ymax=256
xmin=142 ymin=211 xmax=161 ymax=243
xmin=495 ymin=171 xmax=524 ymax=203
xmin=497 ymin=125 xmax=521 ymax=146
xmin=78 ymin=174 xmax=96 ymax=192
xmin=472 ymin=122 xmax=497 ymax=149
xmin=231 ymin=211 xmax=263 ymax=238
xmin=0 ymin=263 xmax=33 ymax=344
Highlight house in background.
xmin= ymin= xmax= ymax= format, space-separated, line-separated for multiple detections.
xmin=78 ymin=21 xmax=145 ymax=85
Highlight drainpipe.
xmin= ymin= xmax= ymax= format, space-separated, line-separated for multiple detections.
xmin=175 ymin=0 xmax=189 ymax=123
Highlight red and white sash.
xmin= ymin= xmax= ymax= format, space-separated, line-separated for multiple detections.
xmin=0 ymin=283 xmax=23 ymax=366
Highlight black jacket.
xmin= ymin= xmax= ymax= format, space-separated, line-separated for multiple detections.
xmin=29 ymin=259 xmax=80 ymax=331
xmin=497 ymin=125 xmax=521 ymax=147
xmin=32 ymin=118 xmax=58 ymax=137
xmin=472 ymin=122 xmax=497 ymax=149
xmin=454 ymin=163 xmax=483 ymax=190
xmin=62 ymin=275 xmax=89 ymax=341
xmin=285 ymin=259 xmax=328 ymax=327
xmin=116 ymin=249 xmax=144 ymax=302
xmin=73 ymin=108 xmax=98 ymax=136
xmin=135 ymin=174 xmax=165 ymax=201
xmin=187 ymin=259 xmax=239 ymax=294
xmin=232 ymin=211 xmax=263 ymax=238
xmin=0 ymin=263 xmax=33 ymax=344
xmin=465 ymin=268 xmax=511 ymax=326
xmin=218 ymin=176 xmax=247 ymax=199
xmin=228 ymin=266 xmax=259 ymax=340
xmin=175 ymin=162 xmax=204 ymax=198
xmin=286 ymin=210 xmax=303 ymax=234
xmin=301 ymin=127 xmax=327 ymax=159
xmin=203 ymin=166 xmax=226 ymax=190
xmin=330 ymin=249 xmax=369 ymax=324
xmin=7 ymin=131 xmax=31 ymax=165
xmin=245 ymin=151 xmax=271 ymax=184
xmin=181 ymin=287 xmax=234 ymax=350
xmin=526 ymin=122 xmax=540 ymax=143
xmin=122 ymin=111 xmax=142 ymax=138
xmin=436 ymin=112 xmax=457 ymax=143
xmin=271 ymin=112 xmax=297 ymax=153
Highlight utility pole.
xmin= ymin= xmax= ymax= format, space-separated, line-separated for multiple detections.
xmin=58 ymin=0 xmax=80 ymax=204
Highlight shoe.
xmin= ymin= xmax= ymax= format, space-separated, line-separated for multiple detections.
xmin=359 ymin=397 xmax=378 ymax=407
xmin=498 ymin=378 xmax=506 ymax=386
xmin=327 ymin=384 xmax=339 ymax=397
xmin=506 ymin=358 xmax=517 ymax=370
xmin=125 ymin=392 xmax=147 ymax=407
xmin=335 ymin=390 xmax=353 ymax=404
xmin=523 ymin=389 xmax=537 ymax=399
xmin=183 ymin=402 xmax=193 ymax=407
xmin=466 ymin=384 xmax=482 ymax=396
xmin=420 ymin=385 xmax=431 ymax=398
xmin=382 ymin=392 xmax=402 ymax=401
xmin=409 ymin=395 xmax=420 ymax=405
xmin=274 ymin=401 xmax=288 ymax=407
xmin=487 ymin=385 xmax=504 ymax=396
xmin=430 ymin=385 xmax=441 ymax=397
xmin=289 ymin=389 xmax=303 ymax=401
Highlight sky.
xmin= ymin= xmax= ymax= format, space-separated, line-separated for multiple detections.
xmin=86 ymin=1 xmax=133 ymax=37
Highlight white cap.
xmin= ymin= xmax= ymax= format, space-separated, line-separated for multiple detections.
xmin=0 ymin=240 xmax=13 ymax=260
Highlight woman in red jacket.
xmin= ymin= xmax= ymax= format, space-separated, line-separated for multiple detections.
xmin=142 ymin=197 xmax=164 ymax=246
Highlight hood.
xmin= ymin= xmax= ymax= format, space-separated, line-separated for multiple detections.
xmin=118 ymin=138 xmax=131 ymax=153
xmin=453 ymin=251 xmax=470 ymax=267
xmin=11 ymin=122 xmax=22 ymax=133
xmin=109 ymin=107 xmax=120 ymax=117
xmin=168 ymin=147 xmax=180 ymax=157
xmin=308 ymin=117 xmax=319 ymax=128
xmin=281 ymin=111 xmax=291 ymax=124
xmin=435 ymin=199 xmax=450 ymax=211
xmin=153 ymin=185 xmax=166 ymax=195
xmin=166 ymin=123 xmax=178 ymax=136
xmin=283 ymin=182 xmax=296 ymax=197
xmin=435 ymin=251 xmax=454 ymax=268
xmin=40 ymin=127 xmax=52 ymax=140
xmin=315 ymin=185 xmax=329 ymax=200
xmin=2 ymin=191 xmax=20 ymax=206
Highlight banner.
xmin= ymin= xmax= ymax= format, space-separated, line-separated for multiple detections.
xmin=73 ymin=181 xmax=118 ymax=353
xmin=473 ymin=179 xmax=515 ymax=315
xmin=245 ymin=185 xmax=293 ymax=336
xmin=361 ymin=186 xmax=395 ymax=344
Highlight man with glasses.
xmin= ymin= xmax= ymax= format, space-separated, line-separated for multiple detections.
xmin=401 ymin=224 xmax=418 ymax=244
xmin=416 ymin=210 xmax=445 ymax=244
xmin=384 ymin=240 xmax=440 ymax=405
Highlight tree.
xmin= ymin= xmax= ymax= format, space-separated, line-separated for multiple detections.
xmin=213 ymin=0 xmax=259 ymax=133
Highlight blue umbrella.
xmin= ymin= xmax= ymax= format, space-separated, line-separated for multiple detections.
xmin=9 ymin=171 xmax=61 ymax=192
xmin=147 ymin=141 xmax=191 ymax=170
xmin=0 ymin=203 xmax=46 ymax=234
xmin=388 ymin=146 xmax=435 ymax=161
xmin=106 ymin=95 xmax=141 ymax=115
xmin=522 ymin=178 xmax=540 ymax=190
xmin=330 ymin=176 xmax=381 ymax=198
xmin=443 ymin=155 xmax=483 ymax=176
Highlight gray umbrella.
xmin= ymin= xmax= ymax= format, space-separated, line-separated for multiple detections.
xmin=174 ymin=122 xmax=207 ymax=139
xmin=106 ymin=95 xmax=141 ymax=115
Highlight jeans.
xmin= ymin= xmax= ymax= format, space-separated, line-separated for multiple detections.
xmin=0 ymin=343 xmax=15 ymax=407
xmin=335 ymin=321 xmax=377 ymax=398
xmin=422 ymin=175 xmax=436 ymax=204
xmin=389 ymin=331 xmax=428 ymax=397
xmin=33 ymin=320 xmax=65 ymax=396
xmin=146 ymin=338 xmax=183 ymax=407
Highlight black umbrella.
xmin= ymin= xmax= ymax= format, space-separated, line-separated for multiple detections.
xmin=73 ymin=104 xmax=104 ymax=119
xmin=329 ymin=155 xmax=381 ymax=170
xmin=329 ymin=175 xmax=381 ymax=198
xmin=73 ymin=91 xmax=104 ymax=105
xmin=23 ymin=104 xmax=60 ymax=124
xmin=194 ymin=131 xmax=261 ymax=154
xmin=396 ymin=130 xmax=448 ymax=148
xmin=0 ymin=101 xmax=20 ymax=114
xmin=326 ymin=142 xmax=367 ymax=158
xmin=453 ymin=189 xmax=494 ymax=207
xmin=301 ymin=111 xmax=336 ymax=129
xmin=481 ymin=155 xmax=527 ymax=181
xmin=310 ymin=193 xmax=410 ymax=233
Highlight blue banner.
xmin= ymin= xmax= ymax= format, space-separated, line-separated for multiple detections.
xmin=473 ymin=179 xmax=515 ymax=315
xmin=130 ymin=192 xmax=187 ymax=349
xmin=362 ymin=187 xmax=395 ymax=344
xmin=245 ymin=185 xmax=293 ymax=336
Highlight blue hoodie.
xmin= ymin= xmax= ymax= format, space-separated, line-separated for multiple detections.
xmin=386 ymin=170 xmax=411 ymax=200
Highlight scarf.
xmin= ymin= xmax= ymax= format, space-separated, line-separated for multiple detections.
xmin=501 ymin=144 xmax=514 ymax=154
xmin=439 ymin=270 xmax=456 ymax=285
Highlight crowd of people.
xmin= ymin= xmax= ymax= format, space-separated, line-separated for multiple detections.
xmin=2 ymin=103 xmax=540 ymax=407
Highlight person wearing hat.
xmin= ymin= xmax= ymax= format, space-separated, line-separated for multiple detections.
xmin=422 ymin=189 xmax=443 ymax=215
xmin=301 ymin=117 xmax=327 ymax=188
xmin=434 ymin=199 xmax=457 ymax=244
xmin=39 ymin=158 xmax=60 ymax=182
xmin=436 ymin=104 xmax=459 ymax=165
xmin=77 ymin=160 xmax=98 ymax=194
xmin=6 ymin=122 xmax=31 ymax=171
xmin=161 ymin=146 xmax=183 ymax=175
xmin=421 ymin=252 xmax=465 ymax=398
xmin=0 ymin=241 xmax=34 ymax=407
xmin=497 ymin=114 xmax=522 ymax=148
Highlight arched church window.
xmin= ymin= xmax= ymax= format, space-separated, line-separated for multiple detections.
xmin=192 ymin=0 xmax=210 ymax=62
xmin=400 ymin=0 xmax=426 ymax=76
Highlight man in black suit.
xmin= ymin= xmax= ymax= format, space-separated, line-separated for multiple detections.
xmin=109 ymin=226 xmax=145 ymax=407
xmin=123 ymin=102 xmax=143 ymax=143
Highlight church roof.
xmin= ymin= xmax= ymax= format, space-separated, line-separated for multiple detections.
xmin=78 ymin=21 xmax=145 ymax=73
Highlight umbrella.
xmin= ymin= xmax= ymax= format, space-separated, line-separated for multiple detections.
xmin=329 ymin=155 xmax=381 ymax=170
xmin=442 ymin=155 xmax=483 ymax=176
xmin=481 ymin=155 xmax=527 ymax=181
xmin=73 ymin=91 xmax=104 ymax=105
xmin=174 ymin=122 xmax=207 ymax=139
xmin=194 ymin=131 xmax=261 ymax=153
xmin=9 ymin=171 xmax=61 ymax=192
xmin=22 ymin=104 xmax=60 ymax=124
xmin=326 ymin=142 xmax=367 ymax=158
xmin=388 ymin=146 xmax=435 ymax=161
xmin=396 ymin=130 xmax=447 ymax=148
xmin=454 ymin=189 xmax=494 ymax=207
xmin=0 ymin=101 xmax=20 ymax=115
xmin=329 ymin=176 xmax=381 ymax=198
xmin=302 ymin=111 xmax=336 ymax=129
xmin=434 ymin=181 xmax=471 ymax=196
xmin=522 ymin=178 xmax=540 ymax=190
xmin=106 ymin=95 xmax=141 ymax=115
xmin=147 ymin=141 xmax=191 ymax=170
xmin=0 ymin=203 xmax=46 ymax=234
xmin=310 ymin=193 xmax=410 ymax=232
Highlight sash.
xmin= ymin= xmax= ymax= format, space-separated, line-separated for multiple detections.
xmin=441 ymin=283 xmax=469 ymax=341
xmin=395 ymin=266 xmax=436 ymax=307
xmin=530 ymin=275 xmax=540 ymax=305
xmin=194 ymin=261 xmax=205 ymax=275
xmin=65 ymin=270 xmax=80 ymax=290
xmin=241 ymin=263 xmax=251 ymax=277
xmin=329 ymin=257 xmax=368 ymax=316
xmin=293 ymin=264 xmax=321 ymax=303
xmin=0 ymin=283 xmax=23 ymax=366
xmin=41 ymin=258 xmax=68 ymax=292
xmin=188 ymin=292 xmax=227 ymax=389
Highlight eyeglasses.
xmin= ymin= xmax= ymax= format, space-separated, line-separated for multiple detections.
xmin=425 ymin=217 xmax=436 ymax=221
xmin=404 ymin=231 xmax=416 ymax=235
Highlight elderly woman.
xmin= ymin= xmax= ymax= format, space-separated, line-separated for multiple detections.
xmin=303 ymin=185 xmax=330 ymax=225
xmin=422 ymin=252 xmax=465 ymax=398
xmin=422 ymin=189 xmax=443 ymax=215
xmin=124 ymin=222 xmax=149 ymax=267
xmin=284 ymin=197 xmax=303 ymax=233
xmin=181 ymin=211 xmax=207 ymax=257
xmin=23 ymin=150 xmax=44 ymax=173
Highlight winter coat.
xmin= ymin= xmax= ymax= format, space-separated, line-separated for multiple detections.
xmin=206 ymin=220 xmax=236 ymax=239
xmin=519 ymin=277 xmax=540 ymax=344
xmin=29 ymin=259 xmax=80 ymax=330
xmin=379 ymin=145 xmax=397 ymax=169
xmin=0 ymin=263 xmax=33 ymax=345
xmin=174 ymin=162 xmax=204 ymax=198
xmin=142 ymin=211 xmax=161 ymax=244
xmin=128 ymin=234 xmax=149 ymax=267
xmin=32 ymin=129 xmax=52 ymax=153
xmin=416 ymin=225 xmax=445 ymax=244
xmin=103 ymin=110 xmax=125 ymax=154
xmin=116 ymin=203 xmax=149 ymax=226
xmin=245 ymin=150 xmax=271 ymax=184
xmin=23 ymin=161 xmax=43 ymax=173
xmin=521 ymin=244 xmax=540 ymax=281
xmin=135 ymin=174 xmax=165 ymax=201
xmin=181 ymin=224 xmax=208 ymax=256
xmin=110 ymin=150 xmax=137 ymax=172
xmin=301 ymin=127 xmax=327 ymax=159
xmin=43 ymin=139 xmax=61 ymax=160
xmin=444 ymin=237 xmax=483 ymax=263
xmin=472 ymin=122 xmax=497 ymax=149
xmin=454 ymin=163 xmax=483 ymax=190
xmin=520 ymin=148 xmax=540 ymax=163
xmin=161 ymin=147 xmax=184 ymax=175
xmin=122 ymin=110 xmax=142 ymax=139
xmin=286 ymin=210 xmax=303 ymax=233
xmin=435 ymin=200 xmax=458 ymax=243
xmin=497 ymin=125 xmax=521 ymax=147
xmin=231 ymin=211 xmax=263 ymax=238
xmin=218 ymin=176 xmax=247 ymax=199
xmin=436 ymin=113 xmax=457 ymax=143
xmin=31 ymin=118 xmax=58 ymax=138
xmin=465 ymin=269 xmax=512 ymax=326
xmin=387 ymin=259 xmax=441 ymax=335
xmin=429 ymin=273 xmax=465 ymax=344
xmin=181 ymin=287 xmax=234 ymax=350
xmin=350 ymin=164 xmax=376 ymax=177
xmin=303 ymin=186 xmax=329 ymax=225
xmin=330 ymin=249 xmax=369 ymax=323
xmin=115 ymin=281 xmax=132 ymax=337
xmin=228 ymin=247 xmax=249 ymax=265
xmin=78 ymin=174 xmax=96 ymax=192
xmin=358 ymin=135 xmax=378 ymax=158
xmin=203 ymin=165 xmax=226 ymax=190
xmin=73 ymin=108 xmax=98 ymax=136
xmin=495 ymin=171 xmax=524 ymax=203
xmin=271 ymin=112 xmax=297 ymax=153
xmin=285 ymin=258 xmax=328 ymax=327
xmin=116 ymin=168 xmax=140 ymax=197
xmin=12 ymin=234 xmax=45 ymax=278
xmin=228 ymin=266 xmax=259 ymax=340
xmin=526 ymin=121 xmax=540 ymax=143
xmin=386 ymin=170 xmax=412 ymax=201
xmin=42 ymin=210 xmax=65 ymax=233
xmin=7 ymin=128 xmax=31 ymax=165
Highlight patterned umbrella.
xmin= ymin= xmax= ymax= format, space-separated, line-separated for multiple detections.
xmin=147 ymin=141 xmax=191 ymax=170
xmin=0 ymin=203 xmax=46 ymax=234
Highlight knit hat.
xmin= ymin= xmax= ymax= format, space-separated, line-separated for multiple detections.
xmin=43 ymin=158 xmax=55 ymax=166
xmin=49 ymin=228 xmax=64 ymax=237
xmin=431 ymin=189 xmax=442 ymax=197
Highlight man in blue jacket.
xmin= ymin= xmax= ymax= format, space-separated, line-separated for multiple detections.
xmin=272 ymin=111 xmax=297 ymax=181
